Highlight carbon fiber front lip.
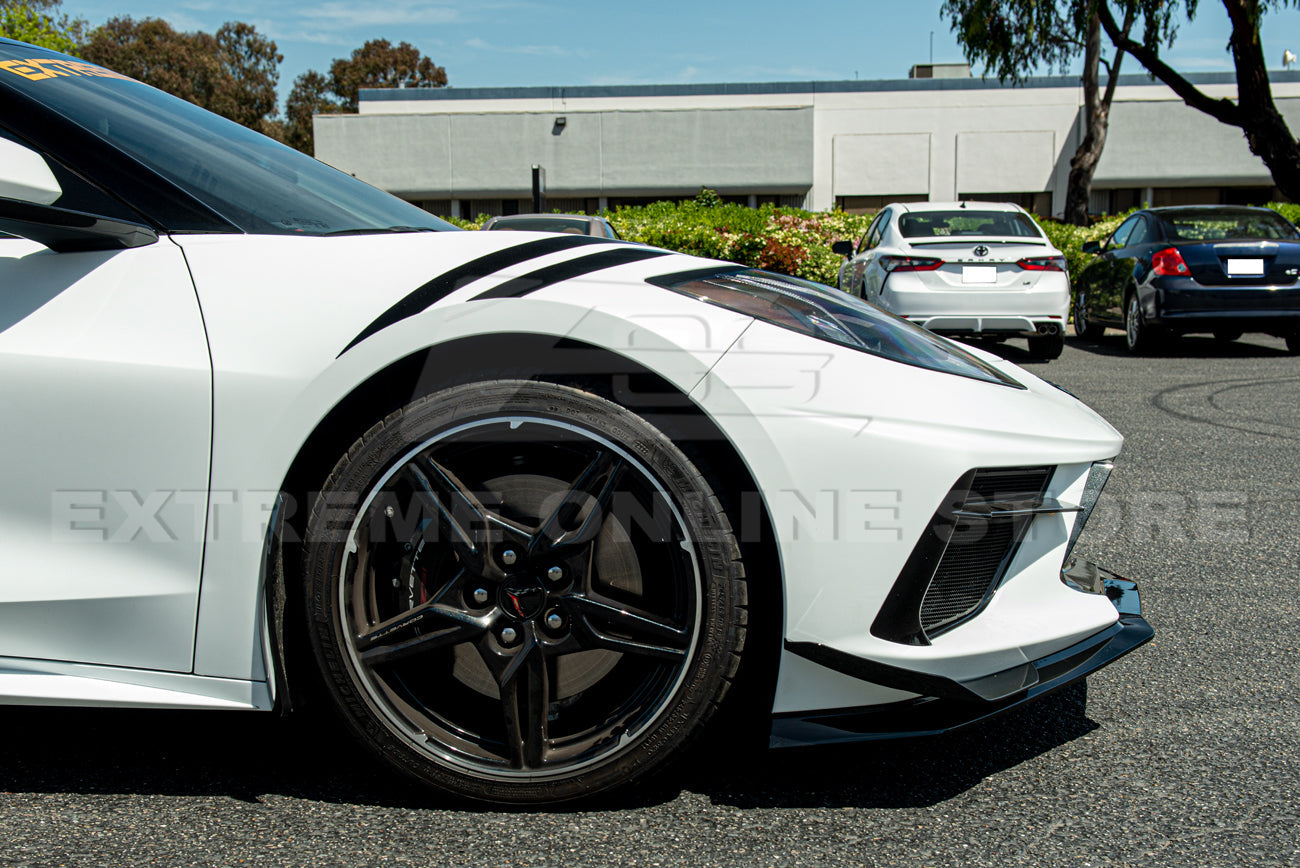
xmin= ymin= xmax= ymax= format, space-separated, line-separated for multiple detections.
xmin=772 ymin=573 xmax=1152 ymax=748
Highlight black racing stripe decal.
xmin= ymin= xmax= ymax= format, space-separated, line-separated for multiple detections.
xmin=470 ymin=247 xmax=672 ymax=301
xmin=338 ymin=234 xmax=609 ymax=356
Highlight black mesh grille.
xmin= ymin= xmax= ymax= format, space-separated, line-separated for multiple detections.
xmin=918 ymin=466 xmax=1052 ymax=638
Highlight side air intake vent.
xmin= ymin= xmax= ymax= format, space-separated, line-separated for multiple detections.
xmin=871 ymin=466 xmax=1055 ymax=646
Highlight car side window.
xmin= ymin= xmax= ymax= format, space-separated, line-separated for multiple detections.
xmin=1125 ymin=215 xmax=1151 ymax=247
xmin=857 ymin=213 xmax=883 ymax=255
xmin=1107 ymin=215 xmax=1141 ymax=252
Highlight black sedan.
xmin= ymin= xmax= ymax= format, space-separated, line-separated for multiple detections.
xmin=1073 ymin=206 xmax=1300 ymax=353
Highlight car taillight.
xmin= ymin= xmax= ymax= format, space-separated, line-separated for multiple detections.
xmin=1016 ymin=256 xmax=1067 ymax=272
xmin=1151 ymin=247 xmax=1191 ymax=277
xmin=879 ymin=255 xmax=944 ymax=273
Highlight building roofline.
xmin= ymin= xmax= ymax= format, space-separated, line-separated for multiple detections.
xmin=359 ymin=70 xmax=1300 ymax=102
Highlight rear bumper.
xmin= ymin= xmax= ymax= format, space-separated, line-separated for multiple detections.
xmin=905 ymin=314 xmax=1063 ymax=337
xmin=770 ymin=569 xmax=1151 ymax=748
xmin=1152 ymin=281 xmax=1300 ymax=333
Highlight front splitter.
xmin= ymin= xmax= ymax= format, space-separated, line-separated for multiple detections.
xmin=771 ymin=574 xmax=1152 ymax=748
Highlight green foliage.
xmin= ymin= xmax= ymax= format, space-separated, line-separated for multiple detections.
xmin=81 ymin=17 xmax=281 ymax=130
xmin=1034 ymin=207 xmax=1138 ymax=283
xmin=1266 ymin=201 xmax=1300 ymax=226
xmin=693 ymin=187 xmax=723 ymax=208
xmin=0 ymin=0 xmax=84 ymax=54
xmin=285 ymin=39 xmax=447 ymax=153
xmin=606 ymin=200 xmax=873 ymax=286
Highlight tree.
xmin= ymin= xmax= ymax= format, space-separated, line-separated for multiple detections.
xmin=284 ymin=70 xmax=342 ymax=154
xmin=284 ymin=39 xmax=447 ymax=154
xmin=328 ymin=39 xmax=448 ymax=112
xmin=1097 ymin=0 xmax=1300 ymax=203
xmin=942 ymin=0 xmax=1141 ymax=225
xmin=80 ymin=17 xmax=282 ymax=133
xmin=0 ymin=0 xmax=85 ymax=54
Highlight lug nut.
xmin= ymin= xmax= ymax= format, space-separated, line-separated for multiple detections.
xmin=501 ymin=549 xmax=518 ymax=566
xmin=500 ymin=627 xmax=518 ymax=644
xmin=472 ymin=588 xmax=489 ymax=604
xmin=384 ymin=506 xmax=394 ymax=518
xmin=545 ymin=612 xmax=564 ymax=630
xmin=546 ymin=566 xmax=564 ymax=582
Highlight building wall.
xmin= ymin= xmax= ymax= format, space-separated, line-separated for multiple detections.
xmin=316 ymin=106 xmax=813 ymax=201
xmin=314 ymin=73 xmax=1300 ymax=216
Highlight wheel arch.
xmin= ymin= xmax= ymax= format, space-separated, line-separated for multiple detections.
xmin=265 ymin=332 xmax=783 ymax=728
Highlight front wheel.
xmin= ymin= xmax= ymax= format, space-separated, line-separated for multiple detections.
xmin=303 ymin=381 xmax=747 ymax=805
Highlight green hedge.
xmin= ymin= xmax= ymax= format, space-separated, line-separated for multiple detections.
xmin=450 ymin=198 xmax=1300 ymax=291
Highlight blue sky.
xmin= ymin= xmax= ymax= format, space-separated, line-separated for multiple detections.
xmin=59 ymin=0 xmax=1300 ymax=103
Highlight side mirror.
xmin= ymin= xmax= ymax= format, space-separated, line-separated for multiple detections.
xmin=831 ymin=240 xmax=854 ymax=257
xmin=1081 ymin=240 xmax=1102 ymax=254
xmin=0 ymin=137 xmax=62 ymax=205
xmin=0 ymin=138 xmax=157 ymax=252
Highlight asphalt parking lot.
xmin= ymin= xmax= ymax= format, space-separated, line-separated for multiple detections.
xmin=2 ymin=330 xmax=1298 ymax=868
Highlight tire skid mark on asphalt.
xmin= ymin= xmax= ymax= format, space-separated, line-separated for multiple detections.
xmin=1151 ymin=376 xmax=1300 ymax=441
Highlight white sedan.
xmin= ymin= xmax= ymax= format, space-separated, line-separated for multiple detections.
xmin=0 ymin=39 xmax=1148 ymax=805
xmin=835 ymin=202 xmax=1071 ymax=359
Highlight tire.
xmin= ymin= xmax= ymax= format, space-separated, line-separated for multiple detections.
xmin=1124 ymin=293 xmax=1163 ymax=354
xmin=1027 ymin=331 xmax=1064 ymax=360
xmin=303 ymin=381 xmax=747 ymax=805
xmin=1213 ymin=330 xmax=1243 ymax=343
xmin=1073 ymin=293 xmax=1105 ymax=340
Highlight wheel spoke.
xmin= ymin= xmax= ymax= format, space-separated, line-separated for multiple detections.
xmin=357 ymin=605 xmax=493 ymax=666
xmin=530 ymin=449 xmax=625 ymax=554
xmin=404 ymin=459 xmax=530 ymax=577
xmin=567 ymin=593 xmax=690 ymax=662
xmin=494 ymin=625 xmax=550 ymax=769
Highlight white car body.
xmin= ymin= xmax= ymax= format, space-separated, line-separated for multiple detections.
xmin=0 ymin=39 xmax=1148 ymax=803
xmin=837 ymin=201 xmax=1070 ymax=357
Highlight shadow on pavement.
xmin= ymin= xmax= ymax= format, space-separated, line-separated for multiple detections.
xmin=0 ymin=681 xmax=1095 ymax=813
xmin=1063 ymin=333 xmax=1294 ymax=359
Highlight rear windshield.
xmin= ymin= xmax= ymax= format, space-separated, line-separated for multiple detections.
xmin=0 ymin=42 xmax=455 ymax=236
xmin=898 ymin=210 xmax=1042 ymax=239
xmin=493 ymin=217 xmax=591 ymax=234
xmin=1157 ymin=209 xmax=1299 ymax=242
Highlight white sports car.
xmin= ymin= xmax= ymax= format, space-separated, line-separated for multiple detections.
xmin=0 ymin=40 xmax=1149 ymax=805
xmin=834 ymin=202 xmax=1071 ymax=360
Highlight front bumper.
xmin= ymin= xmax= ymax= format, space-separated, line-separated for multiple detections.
xmin=770 ymin=567 xmax=1151 ymax=748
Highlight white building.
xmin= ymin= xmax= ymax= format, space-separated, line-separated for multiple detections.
xmin=313 ymin=66 xmax=1300 ymax=219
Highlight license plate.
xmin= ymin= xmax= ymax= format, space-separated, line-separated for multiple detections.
xmin=1226 ymin=258 xmax=1265 ymax=276
xmin=962 ymin=266 xmax=997 ymax=285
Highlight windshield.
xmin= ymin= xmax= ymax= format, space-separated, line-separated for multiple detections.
xmin=0 ymin=42 xmax=455 ymax=236
xmin=1157 ymin=209 xmax=1299 ymax=242
xmin=899 ymin=210 xmax=1042 ymax=239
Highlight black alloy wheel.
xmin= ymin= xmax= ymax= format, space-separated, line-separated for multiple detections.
xmin=303 ymin=381 xmax=747 ymax=805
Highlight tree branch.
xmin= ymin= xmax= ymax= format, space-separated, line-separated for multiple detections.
xmin=1097 ymin=1 xmax=1243 ymax=127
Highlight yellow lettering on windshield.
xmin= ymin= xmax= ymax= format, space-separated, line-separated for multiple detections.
xmin=0 ymin=58 xmax=133 ymax=83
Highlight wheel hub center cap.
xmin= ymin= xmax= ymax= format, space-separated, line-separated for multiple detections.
xmin=499 ymin=576 xmax=548 ymax=620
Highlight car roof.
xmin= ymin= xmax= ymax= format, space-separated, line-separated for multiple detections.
xmin=488 ymin=214 xmax=599 ymax=223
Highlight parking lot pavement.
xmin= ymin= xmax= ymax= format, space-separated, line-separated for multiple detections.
xmin=1 ymin=332 xmax=1298 ymax=868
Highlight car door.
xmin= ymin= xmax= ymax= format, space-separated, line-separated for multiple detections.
xmin=1081 ymin=214 xmax=1143 ymax=326
xmin=859 ymin=210 xmax=891 ymax=302
xmin=0 ymin=133 xmax=212 ymax=673
xmin=840 ymin=212 xmax=881 ymax=296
